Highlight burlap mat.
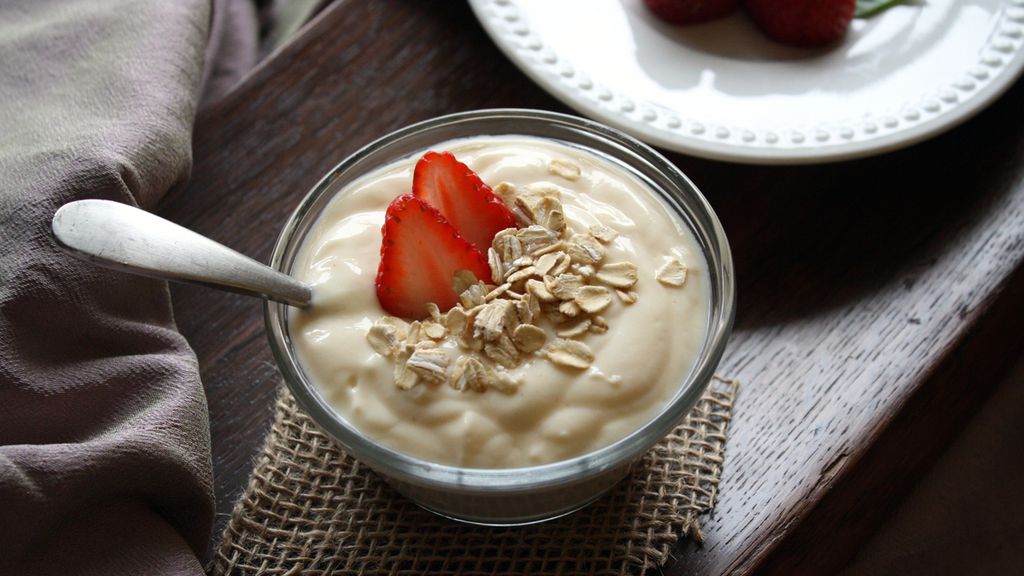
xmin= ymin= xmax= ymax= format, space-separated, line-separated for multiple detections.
xmin=210 ymin=376 xmax=738 ymax=576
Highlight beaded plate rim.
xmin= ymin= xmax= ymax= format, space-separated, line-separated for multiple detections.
xmin=469 ymin=0 xmax=1024 ymax=165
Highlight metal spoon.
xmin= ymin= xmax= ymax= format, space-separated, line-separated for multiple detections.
xmin=51 ymin=199 xmax=311 ymax=307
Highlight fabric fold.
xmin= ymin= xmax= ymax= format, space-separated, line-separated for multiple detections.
xmin=0 ymin=1 xmax=216 ymax=574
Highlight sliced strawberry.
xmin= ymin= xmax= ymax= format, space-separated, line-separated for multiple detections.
xmin=375 ymin=194 xmax=491 ymax=319
xmin=412 ymin=151 xmax=517 ymax=253
xmin=744 ymin=0 xmax=855 ymax=47
xmin=643 ymin=0 xmax=739 ymax=25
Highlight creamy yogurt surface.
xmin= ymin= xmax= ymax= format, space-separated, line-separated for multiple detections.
xmin=290 ymin=136 xmax=709 ymax=468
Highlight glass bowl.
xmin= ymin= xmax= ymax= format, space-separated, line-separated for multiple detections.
xmin=265 ymin=109 xmax=734 ymax=524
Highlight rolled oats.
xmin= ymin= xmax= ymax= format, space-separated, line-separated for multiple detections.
xmin=656 ymin=257 xmax=688 ymax=287
xmin=494 ymin=183 xmax=534 ymax=227
xmin=510 ymin=255 xmax=534 ymax=269
xmin=492 ymin=181 xmax=517 ymax=206
xmin=589 ymin=224 xmax=618 ymax=243
xmin=474 ymin=300 xmax=517 ymax=342
xmin=517 ymin=225 xmax=559 ymax=254
xmin=532 ymin=240 xmax=566 ymax=257
xmin=488 ymin=368 xmax=521 ymax=393
xmin=544 ymin=338 xmax=595 ymax=369
xmin=450 ymin=355 xmax=487 ymax=392
xmin=506 ymin=265 xmax=538 ymax=285
xmin=513 ymin=324 xmax=547 ymax=353
xmin=394 ymin=346 xmax=419 ymax=390
xmin=394 ymin=367 xmax=419 ymax=390
xmin=574 ymin=285 xmax=612 ymax=314
xmin=496 ymin=229 xmax=522 ymax=259
xmin=549 ymin=252 xmax=572 ymax=276
xmin=405 ymin=321 xmax=423 ymax=346
xmin=548 ymin=159 xmax=581 ymax=181
xmin=422 ymin=321 xmax=447 ymax=340
xmin=533 ymin=251 xmax=562 ymax=276
xmin=487 ymin=248 xmax=504 ymax=284
xmin=452 ymin=269 xmax=480 ymax=295
xmin=484 ymin=333 xmax=519 ymax=368
xmin=372 ymin=175 xmax=645 ymax=393
xmin=525 ymin=278 xmax=556 ymax=302
xmin=571 ymin=263 xmax=595 ymax=278
xmin=547 ymin=273 xmax=583 ymax=300
xmin=366 ymin=317 xmax=409 ymax=358
xmin=414 ymin=339 xmax=438 ymax=350
xmin=459 ymin=282 xmax=487 ymax=308
xmin=460 ymin=305 xmax=484 ymax=351
xmin=556 ymin=318 xmax=591 ymax=338
xmin=425 ymin=303 xmax=442 ymax=323
xmin=541 ymin=207 xmax=566 ymax=235
xmin=445 ymin=306 xmax=468 ymax=336
xmin=566 ymin=233 xmax=604 ymax=265
xmin=513 ymin=196 xmax=538 ymax=225
xmin=615 ymin=289 xmax=639 ymax=305
xmin=523 ymin=182 xmax=563 ymax=201
xmin=405 ymin=347 xmax=449 ymax=385
xmin=533 ymin=196 xmax=566 ymax=236
xmin=558 ymin=299 xmax=581 ymax=317
xmin=542 ymin=302 xmax=571 ymax=324
xmin=484 ymin=282 xmax=512 ymax=302
xmin=515 ymin=292 xmax=538 ymax=324
xmin=595 ymin=261 xmax=638 ymax=289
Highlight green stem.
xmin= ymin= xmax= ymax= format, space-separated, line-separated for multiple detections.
xmin=856 ymin=0 xmax=909 ymax=18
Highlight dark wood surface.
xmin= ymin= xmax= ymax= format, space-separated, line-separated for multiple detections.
xmin=160 ymin=1 xmax=1024 ymax=572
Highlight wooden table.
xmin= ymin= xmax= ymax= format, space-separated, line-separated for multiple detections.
xmin=159 ymin=1 xmax=1024 ymax=573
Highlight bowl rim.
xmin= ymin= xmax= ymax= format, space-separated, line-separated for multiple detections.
xmin=264 ymin=108 xmax=735 ymax=493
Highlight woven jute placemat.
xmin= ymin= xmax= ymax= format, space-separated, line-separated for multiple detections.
xmin=210 ymin=376 xmax=738 ymax=576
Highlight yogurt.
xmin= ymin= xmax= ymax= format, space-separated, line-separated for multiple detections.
xmin=289 ymin=136 xmax=709 ymax=468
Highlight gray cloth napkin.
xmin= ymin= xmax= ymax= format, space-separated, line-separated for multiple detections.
xmin=0 ymin=0 xmax=243 ymax=573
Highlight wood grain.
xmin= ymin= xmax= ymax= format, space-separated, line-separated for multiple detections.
xmin=160 ymin=0 xmax=1024 ymax=570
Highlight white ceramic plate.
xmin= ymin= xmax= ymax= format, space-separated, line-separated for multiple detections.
xmin=468 ymin=0 xmax=1024 ymax=164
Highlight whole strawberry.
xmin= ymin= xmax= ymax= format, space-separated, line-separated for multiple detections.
xmin=643 ymin=0 xmax=739 ymax=25
xmin=744 ymin=0 xmax=856 ymax=47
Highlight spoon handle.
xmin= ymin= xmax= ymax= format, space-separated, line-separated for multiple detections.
xmin=52 ymin=199 xmax=311 ymax=308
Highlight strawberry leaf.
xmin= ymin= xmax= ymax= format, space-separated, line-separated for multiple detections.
xmin=855 ymin=0 xmax=909 ymax=18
